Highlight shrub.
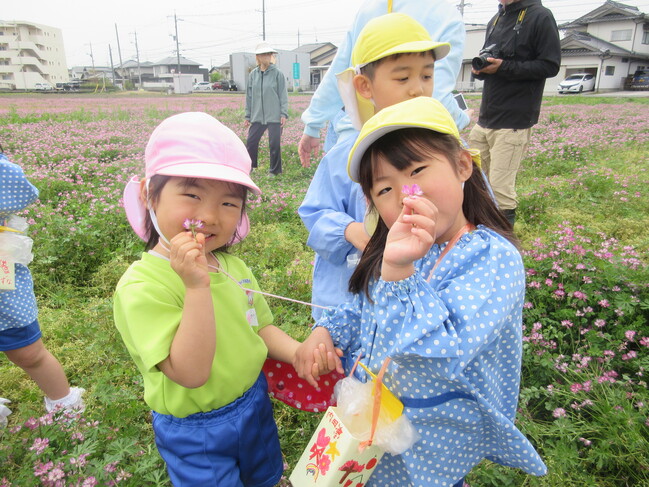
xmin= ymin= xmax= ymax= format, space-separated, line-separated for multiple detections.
xmin=0 ymin=409 xmax=166 ymax=487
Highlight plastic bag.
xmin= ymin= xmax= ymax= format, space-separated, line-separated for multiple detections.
xmin=0 ymin=216 xmax=33 ymax=266
xmin=334 ymin=368 xmax=420 ymax=455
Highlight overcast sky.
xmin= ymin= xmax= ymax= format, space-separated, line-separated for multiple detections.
xmin=3 ymin=0 xmax=649 ymax=69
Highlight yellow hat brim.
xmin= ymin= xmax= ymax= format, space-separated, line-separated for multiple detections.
xmin=347 ymin=97 xmax=480 ymax=182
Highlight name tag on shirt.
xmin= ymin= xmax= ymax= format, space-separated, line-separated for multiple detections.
xmin=246 ymin=308 xmax=259 ymax=327
xmin=0 ymin=260 xmax=15 ymax=290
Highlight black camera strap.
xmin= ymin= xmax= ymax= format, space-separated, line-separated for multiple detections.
xmin=487 ymin=7 xmax=527 ymax=39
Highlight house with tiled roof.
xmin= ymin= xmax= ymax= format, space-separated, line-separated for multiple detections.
xmin=558 ymin=0 xmax=649 ymax=90
xmin=114 ymin=56 xmax=208 ymax=89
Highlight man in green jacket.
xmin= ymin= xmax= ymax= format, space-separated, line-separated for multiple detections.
xmin=245 ymin=42 xmax=289 ymax=176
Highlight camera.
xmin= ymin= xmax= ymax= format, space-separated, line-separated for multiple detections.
xmin=472 ymin=44 xmax=499 ymax=70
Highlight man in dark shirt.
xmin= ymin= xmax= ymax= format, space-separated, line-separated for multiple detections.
xmin=469 ymin=0 xmax=560 ymax=224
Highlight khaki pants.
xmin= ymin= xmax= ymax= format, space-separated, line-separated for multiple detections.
xmin=468 ymin=124 xmax=531 ymax=210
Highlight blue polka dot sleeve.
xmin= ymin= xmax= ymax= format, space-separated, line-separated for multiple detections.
xmin=0 ymin=155 xmax=39 ymax=219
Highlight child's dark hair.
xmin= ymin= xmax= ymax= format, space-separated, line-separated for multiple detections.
xmin=359 ymin=51 xmax=436 ymax=80
xmin=349 ymin=127 xmax=517 ymax=298
xmin=143 ymin=175 xmax=248 ymax=251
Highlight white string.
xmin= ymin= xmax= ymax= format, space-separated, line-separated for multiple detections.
xmin=218 ymin=265 xmax=331 ymax=310
xmin=148 ymin=247 xmax=330 ymax=310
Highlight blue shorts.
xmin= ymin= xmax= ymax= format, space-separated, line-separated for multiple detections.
xmin=0 ymin=320 xmax=41 ymax=352
xmin=152 ymin=373 xmax=283 ymax=487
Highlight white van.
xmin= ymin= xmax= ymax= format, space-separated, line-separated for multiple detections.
xmin=34 ymin=82 xmax=53 ymax=91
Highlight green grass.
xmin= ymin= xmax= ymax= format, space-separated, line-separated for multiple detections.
xmin=1 ymin=95 xmax=648 ymax=486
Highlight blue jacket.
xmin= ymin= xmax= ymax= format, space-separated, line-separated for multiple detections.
xmin=298 ymin=130 xmax=364 ymax=320
xmin=318 ymin=227 xmax=547 ymax=486
xmin=301 ymin=0 xmax=469 ymax=137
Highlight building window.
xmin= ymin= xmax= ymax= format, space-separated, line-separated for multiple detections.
xmin=643 ymin=31 xmax=649 ymax=45
xmin=605 ymin=66 xmax=615 ymax=76
xmin=611 ymin=29 xmax=632 ymax=42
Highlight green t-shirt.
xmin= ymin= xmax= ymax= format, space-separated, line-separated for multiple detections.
xmin=113 ymin=251 xmax=272 ymax=418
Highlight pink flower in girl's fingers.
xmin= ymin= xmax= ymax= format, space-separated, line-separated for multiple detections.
xmin=183 ymin=219 xmax=204 ymax=238
xmin=402 ymin=184 xmax=423 ymax=197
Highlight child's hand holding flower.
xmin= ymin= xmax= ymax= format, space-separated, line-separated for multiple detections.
xmin=382 ymin=187 xmax=437 ymax=282
xmin=183 ymin=219 xmax=204 ymax=239
xmin=170 ymin=219 xmax=209 ymax=289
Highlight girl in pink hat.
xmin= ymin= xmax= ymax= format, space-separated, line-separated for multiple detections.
xmin=114 ymin=112 xmax=300 ymax=486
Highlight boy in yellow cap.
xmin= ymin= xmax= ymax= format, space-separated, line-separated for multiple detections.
xmin=298 ymin=13 xmax=450 ymax=323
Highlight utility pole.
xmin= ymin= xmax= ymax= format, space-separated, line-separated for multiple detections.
xmin=174 ymin=12 xmax=181 ymax=75
xmin=133 ymin=30 xmax=142 ymax=89
xmin=262 ymin=0 xmax=266 ymax=40
xmin=458 ymin=0 xmax=469 ymax=17
xmin=297 ymin=29 xmax=300 ymax=48
xmin=14 ymin=22 xmax=26 ymax=89
xmin=109 ymin=44 xmax=116 ymax=86
xmin=115 ymin=24 xmax=124 ymax=86
xmin=88 ymin=42 xmax=95 ymax=74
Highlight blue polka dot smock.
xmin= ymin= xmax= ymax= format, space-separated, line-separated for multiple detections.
xmin=318 ymin=226 xmax=547 ymax=486
xmin=0 ymin=154 xmax=39 ymax=332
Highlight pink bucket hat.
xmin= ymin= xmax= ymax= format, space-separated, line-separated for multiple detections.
xmin=123 ymin=112 xmax=260 ymax=243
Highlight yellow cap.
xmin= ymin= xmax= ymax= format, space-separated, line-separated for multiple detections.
xmin=336 ymin=13 xmax=450 ymax=131
xmin=347 ymin=97 xmax=481 ymax=182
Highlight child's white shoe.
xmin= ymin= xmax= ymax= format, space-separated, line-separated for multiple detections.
xmin=44 ymin=387 xmax=85 ymax=414
xmin=0 ymin=398 xmax=12 ymax=428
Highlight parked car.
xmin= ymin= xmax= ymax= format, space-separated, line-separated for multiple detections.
xmin=192 ymin=81 xmax=213 ymax=92
xmin=55 ymin=81 xmax=80 ymax=92
xmin=557 ymin=73 xmax=595 ymax=94
xmin=34 ymin=82 xmax=53 ymax=91
xmin=630 ymin=69 xmax=649 ymax=90
xmin=212 ymin=81 xmax=224 ymax=90
xmin=221 ymin=80 xmax=238 ymax=91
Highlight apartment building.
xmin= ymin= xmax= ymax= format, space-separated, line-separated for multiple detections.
xmin=0 ymin=20 xmax=68 ymax=90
